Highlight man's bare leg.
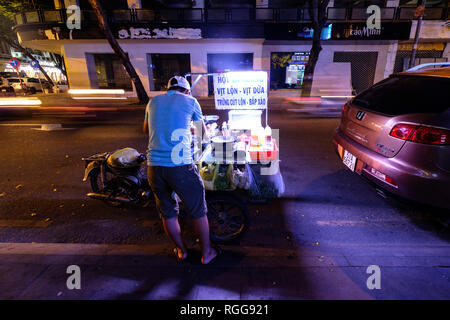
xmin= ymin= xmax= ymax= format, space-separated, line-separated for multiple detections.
xmin=162 ymin=217 xmax=187 ymax=260
xmin=193 ymin=215 xmax=218 ymax=264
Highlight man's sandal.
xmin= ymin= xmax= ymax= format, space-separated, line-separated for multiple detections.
xmin=173 ymin=247 xmax=188 ymax=262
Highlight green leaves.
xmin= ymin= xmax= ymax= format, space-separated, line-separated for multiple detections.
xmin=0 ymin=0 xmax=28 ymax=36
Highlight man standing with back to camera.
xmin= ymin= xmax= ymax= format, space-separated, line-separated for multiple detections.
xmin=143 ymin=76 xmax=220 ymax=264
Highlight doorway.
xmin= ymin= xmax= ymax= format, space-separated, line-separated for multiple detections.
xmin=207 ymin=53 xmax=253 ymax=95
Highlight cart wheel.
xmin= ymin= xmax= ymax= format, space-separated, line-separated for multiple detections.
xmin=206 ymin=193 xmax=249 ymax=243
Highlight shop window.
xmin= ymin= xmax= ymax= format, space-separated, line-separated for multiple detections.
xmin=268 ymin=0 xmax=307 ymax=8
xmin=79 ymin=0 xmax=129 ymax=10
xmin=270 ymin=52 xmax=309 ymax=90
xmin=333 ymin=51 xmax=378 ymax=94
xmin=206 ymin=0 xmax=255 ymax=8
xmin=333 ymin=0 xmax=386 ymax=7
xmin=207 ymin=53 xmax=253 ymax=95
xmin=394 ymin=50 xmax=445 ymax=73
xmin=141 ymin=0 xmax=194 ymax=9
xmin=86 ymin=53 xmax=133 ymax=91
xmin=31 ymin=0 xmax=56 ymax=9
xmin=399 ymin=0 xmax=446 ymax=7
xmin=148 ymin=54 xmax=191 ymax=91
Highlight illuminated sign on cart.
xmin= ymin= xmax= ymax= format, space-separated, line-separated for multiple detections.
xmin=213 ymin=71 xmax=268 ymax=110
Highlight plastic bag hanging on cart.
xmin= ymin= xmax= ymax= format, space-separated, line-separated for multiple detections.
xmin=248 ymin=162 xmax=285 ymax=199
xmin=199 ymin=163 xmax=237 ymax=191
xmin=212 ymin=163 xmax=237 ymax=191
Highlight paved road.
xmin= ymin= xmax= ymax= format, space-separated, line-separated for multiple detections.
xmin=0 ymin=109 xmax=449 ymax=300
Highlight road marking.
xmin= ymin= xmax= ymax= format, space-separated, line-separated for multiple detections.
xmin=315 ymin=219 xmax=424 ymax=227
xmin=0 ymin=242 xmax=301 ymax=257
xmin=0 ymin=242 xmax=448 ymax=269
xmin=0 ymin=220 xmax=52 ymax=228
xmin=0 ymin=242 xmax=448 ymax=256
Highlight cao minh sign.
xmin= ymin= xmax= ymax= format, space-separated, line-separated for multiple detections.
xmin=213 ymin=71 xmax=268 ymax=110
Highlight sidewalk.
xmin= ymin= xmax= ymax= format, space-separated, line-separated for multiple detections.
xmin=2 ymin=241 xmax=449 ymax=299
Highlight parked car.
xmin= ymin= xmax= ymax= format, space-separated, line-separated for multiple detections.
xmin=333 ymin=67 xmax=450 ymax=209
xmin=7 ymin=77 xmax=43 ymax=94
xmin=56 ymin=80 xmax=69 ymax=91
xmin=0 ymin=77 xmax=14 ymax=92
xmin=0 ymin=71 xmax=25 ymax=78
xmin=406 ymin=62 xmax=450 ymax=72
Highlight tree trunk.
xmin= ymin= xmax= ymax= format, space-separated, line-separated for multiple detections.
xmin=88 ymin=0 xmax=149 ymax=104
xmin=301 ymin=28 xmax=322 ymax=97
xmin=0 ymin=35 xmax=55 ymax=86
xmin=301 ymin=0 xmax=329 ymax=97
xmin=49 ymin=52 xmax=68 ymax=79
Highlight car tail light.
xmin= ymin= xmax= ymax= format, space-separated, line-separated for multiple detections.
xmin=410 ymin=126 xmax=449 ymax=145
xmin=390 ymin=124 xmax=450 ymax=145
xmin=390 ymin=123 xmax=416 ymax=140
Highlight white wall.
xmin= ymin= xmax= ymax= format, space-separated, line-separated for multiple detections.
xmin=410 ymin=20 xmax=450 ymax=40
xmin=62 ymin=39 xmax=264 ymax=97
xmin=443 ymin=42 xmax=450 ymax=62
xmin=62 ymin=39 xmax=398 ymax=97
xmin=262 ymin=41 xmax=396 ymax=96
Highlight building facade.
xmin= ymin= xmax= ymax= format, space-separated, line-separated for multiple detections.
xmin=12 ymin=0 xmax=450 ymax=97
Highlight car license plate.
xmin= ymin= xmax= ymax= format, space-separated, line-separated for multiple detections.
xmin=342 ymin=149 xmax=357 ymax=172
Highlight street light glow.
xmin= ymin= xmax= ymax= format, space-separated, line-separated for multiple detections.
xmin=0 ymin=98 xmax=42 ymax=106
xmin=68 ymin=89 xmax=125 ymax=95
xmin=71 ymin=96 xmax=128 ymax=100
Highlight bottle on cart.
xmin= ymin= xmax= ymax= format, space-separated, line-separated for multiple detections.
xmin=264 ymin=125 xmax=273 ymax=149
xmin=221 ymin=121 xmax=229 ymax=138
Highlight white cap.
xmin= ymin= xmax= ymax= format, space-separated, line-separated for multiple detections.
xmin=167 ymin=76 xmax=191 ymax=91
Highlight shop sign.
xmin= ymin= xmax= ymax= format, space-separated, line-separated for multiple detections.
xmin=213 ymin=71 xmax=268 ymax=110
xmin=264 ymin=23 xmax=332 ymax=40
xmin=117 ymin=27 xmax=202 ymax=39
xmin=265 ymin=22 xmax=411 ymax=41
xmin=331 ymin=22 xmax=411 ymax=40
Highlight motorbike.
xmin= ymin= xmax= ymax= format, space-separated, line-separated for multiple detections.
xmin=82 ymin=146 xmax=249 ymax=243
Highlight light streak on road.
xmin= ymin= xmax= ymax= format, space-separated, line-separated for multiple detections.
xmin=0 ymin=98 xmax=42 ymax=106
xmin=71 ymin=97 xmax=128 ymax=100
xmin=68 ymin=89 xmax=125 ymax=95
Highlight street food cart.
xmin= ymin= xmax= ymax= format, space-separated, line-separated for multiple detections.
xmin=186 ymin=71 xmax=285 ymax=201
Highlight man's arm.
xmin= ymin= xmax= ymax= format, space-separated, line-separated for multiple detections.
xmin=142 ymin=120 xmax=148 ymax=134
xmin=192 ymin=120 xmax=208 ymax=141
xmin=192 ymin=98 xmax=208 ymax=140
xmin=143 ymin=101 xmax=150 ymax=134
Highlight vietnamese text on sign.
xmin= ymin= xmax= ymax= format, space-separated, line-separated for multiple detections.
xmin=213 ymin=71 xmax=268 ymax=110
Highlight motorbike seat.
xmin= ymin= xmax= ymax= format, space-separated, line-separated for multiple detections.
xmin=107 ymin=148 xmax=146 ymax=168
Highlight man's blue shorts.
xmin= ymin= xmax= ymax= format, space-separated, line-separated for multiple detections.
xmin=147 ymin=164 xmax=207 ymax=220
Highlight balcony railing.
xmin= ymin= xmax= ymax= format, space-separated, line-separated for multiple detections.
xmin=14 ymin=6 xmax=450 ymax=26
xmin=326 ymin=6 xmax=448 ymax=21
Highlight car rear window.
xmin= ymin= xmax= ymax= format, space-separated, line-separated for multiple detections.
xmin=352 ymin=75 xmax=450 ymax=116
